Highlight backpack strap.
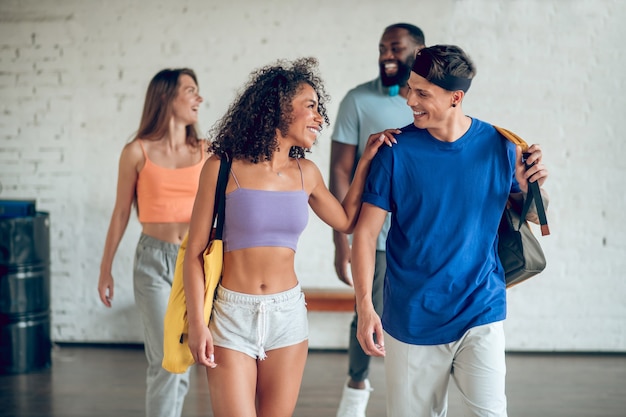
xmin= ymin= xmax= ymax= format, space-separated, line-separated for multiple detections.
xmin=494 ymin=125 xmax=550 ymax=236
xmin=213 ymin=156 xmax=232 ymax=241
xmin=494 ymin=125 xmax=528 ymax=151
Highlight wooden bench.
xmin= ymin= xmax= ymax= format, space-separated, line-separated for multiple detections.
xmin=303 ymin=288 xmax=355 ymax=312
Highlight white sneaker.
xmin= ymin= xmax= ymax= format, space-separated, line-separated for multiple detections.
xmin=336 ymin=378 xmax=373 ymax=417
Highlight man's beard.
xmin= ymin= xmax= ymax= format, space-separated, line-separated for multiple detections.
xmin=380 ymin=58 xmax=413 ymax=87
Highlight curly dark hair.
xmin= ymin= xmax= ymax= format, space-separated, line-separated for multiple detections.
xmin=209 ymin=57 xmax=330 ymax=162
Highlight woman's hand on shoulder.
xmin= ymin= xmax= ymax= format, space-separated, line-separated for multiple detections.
xmin=361 ymin=129 xmax=400 ymax=162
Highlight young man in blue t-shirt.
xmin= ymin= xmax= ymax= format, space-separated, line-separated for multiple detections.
xmin=351 ymin=45 xmax=550 ymax=417
xmin=330 ymin=23 xmax=425 ymax=417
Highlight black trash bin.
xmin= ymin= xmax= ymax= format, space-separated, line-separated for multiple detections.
xmin=0 ymin=201 xmax=51 ymax=374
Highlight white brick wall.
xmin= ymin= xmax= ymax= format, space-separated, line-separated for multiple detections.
xmin=1 ymin=0 xmax=624 ymax=351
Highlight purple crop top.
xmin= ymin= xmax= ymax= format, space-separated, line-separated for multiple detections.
xmin=223 ymin=160 xmax=309 ymax=252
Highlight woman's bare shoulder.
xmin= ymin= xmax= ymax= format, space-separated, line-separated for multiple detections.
xmin=119 ymin=139 xmax=145 ymax=164
xmin=296 ymin=157 xmax=322 ymax=176
xmin=200 ymin=154 xmax=222 ymax=174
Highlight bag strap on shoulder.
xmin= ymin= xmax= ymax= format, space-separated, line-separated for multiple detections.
xmin=494 ymin=125 xmax=550 ymax=236
xmin=212 ymin=156 xmax=233 ymax=242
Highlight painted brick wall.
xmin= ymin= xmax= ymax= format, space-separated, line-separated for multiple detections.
xmin=0 ymin=0 xmax=624 ymax=351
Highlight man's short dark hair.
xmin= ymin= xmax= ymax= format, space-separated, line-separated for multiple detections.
xmin=385 ymin=23 xmax=425 ymax=47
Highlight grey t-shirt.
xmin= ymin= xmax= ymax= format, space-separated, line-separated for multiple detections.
xmin=332 ymin=78 xmax=414 ymax=251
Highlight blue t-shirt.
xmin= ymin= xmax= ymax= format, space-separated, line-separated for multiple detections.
xmin=362 ymin=118 xmax=520 ymax=345
xmin=332 ymin=78 xmax=413 ymax=250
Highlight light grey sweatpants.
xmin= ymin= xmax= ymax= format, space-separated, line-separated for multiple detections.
xmin=384 ymin=321 xmax=508 ymax=417
xmin=133 ymin=234 xmax=190 ymax=417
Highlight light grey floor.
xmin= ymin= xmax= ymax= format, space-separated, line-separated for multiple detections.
xmin=1 ymin=344 xmax=625 ymax=416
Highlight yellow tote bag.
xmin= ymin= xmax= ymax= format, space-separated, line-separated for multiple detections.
xmin=162 ymin=157 xmax=231 ymax=374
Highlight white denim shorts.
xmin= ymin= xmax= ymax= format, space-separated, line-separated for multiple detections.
xmin=209 ymin=283 xmax=308 ymax=360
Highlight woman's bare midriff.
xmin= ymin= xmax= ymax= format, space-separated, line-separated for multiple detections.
xmin=141 ymin=222 xmax=189 ymax=244
xmin=222 ymin=247 xmax=299 ymax=295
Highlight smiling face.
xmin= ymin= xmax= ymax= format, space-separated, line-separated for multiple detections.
xmin=406 ymin=71 xmax=459 ymax=129
xmin=378 ymin=27 xmax=420 ymax=87
xmin=283 ymin=83 xmax=323 ymax=149
xmin=171 ymin=74 xmax=203 ymax=126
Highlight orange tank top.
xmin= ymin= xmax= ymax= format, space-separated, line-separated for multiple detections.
xmin=136 ymin=140 xmax=207 ymax=223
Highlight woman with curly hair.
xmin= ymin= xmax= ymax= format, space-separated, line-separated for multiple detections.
xmin=183 ymin=57 xmax=391 ymax=417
